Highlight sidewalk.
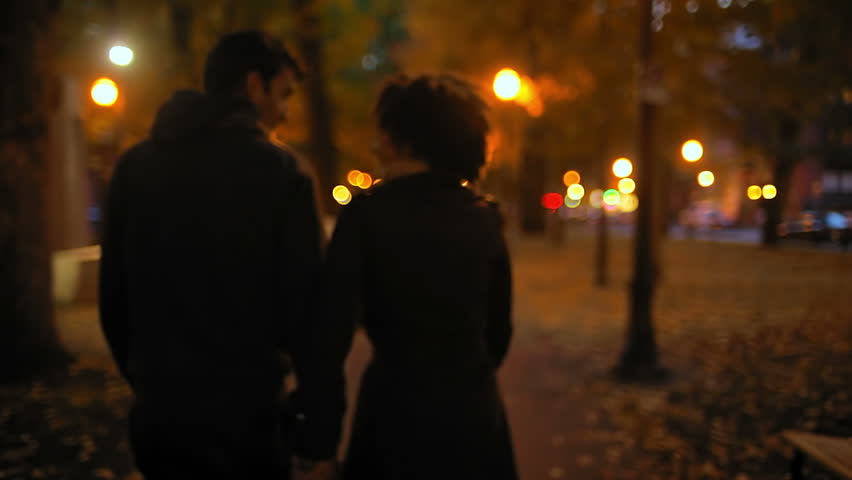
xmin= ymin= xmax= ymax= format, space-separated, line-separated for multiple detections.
xmin=3 ymin=235 xmax=849 ymax=479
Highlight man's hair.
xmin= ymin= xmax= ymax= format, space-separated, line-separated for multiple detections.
xmin=375 ymin=74 xmax=490 ymax=181
xmin=203 ymin=30 xmax=302 ymax=95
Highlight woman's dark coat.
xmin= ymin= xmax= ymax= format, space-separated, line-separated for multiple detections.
xmin=316 ymin=172 xmax=517 ymax=480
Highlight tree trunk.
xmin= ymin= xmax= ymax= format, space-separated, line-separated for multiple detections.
xmin=761 ymin=116 xmax=800 ymax=246
xmin=292 ymin=0 xmax=338 ymax=215
xmin=519 ymin=120 xmax=547 ymax=233
xmin=595 ymin=123 xmax=610 ymax=288
xmin=615 ymin=0 xmax=667 ymax=381
xmin=0 ymin=0 xmax=72 ymax=384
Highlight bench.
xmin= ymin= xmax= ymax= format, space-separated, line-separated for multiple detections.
xmin=52 ymin=245 xmax=101 ymax=304
xmin=783 ymin=430 xmax=852 ymax=480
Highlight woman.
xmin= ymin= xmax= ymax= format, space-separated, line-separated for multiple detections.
xmin=322 ymin=74 xmax=517 ymax=479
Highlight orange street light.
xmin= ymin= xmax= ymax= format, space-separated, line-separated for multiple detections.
xmin=91 ymin=77 xmax=118 ymax=107
xmin=681 ymin=139 xmax=703 ymax=162
xmin=493 ymin=68 xmax=521 ymax=101
xmin=697 ymin=170 xmax=715 ymax=187
xmin=562 ymin=170 xmax=581 ymax=187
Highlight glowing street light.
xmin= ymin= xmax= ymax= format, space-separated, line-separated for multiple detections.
xmin=681 ymin=139 xmax=703 ymax=162
xmin=493 ymin=68 xmax=522 ymax=101
xmin=762 ymin=184 xmax=777 ymax=199
xmin=347 ymin=170 xmax=364 ymax=187
xmin=333 ymin=185 xmax=352 ymax=205
xmin=90 ymin=77 xmax=119 ymax=107
xmin=612 ymin=157 xmax=633 ymax=178
xmin=562 ymin=170 xmax=581 ymax=187
xmin=697 ymin=170 xmax=715 ymax=187
xmin=109 ymin=45 xmax=134 ymax=66
xmin=566 ymin=183 xmax=585 ymax=201
xmin=603 ymin=189 xmax=621 ymax=206
xmin=618 ymin=178 xmax=636 ymax=194
xmin=747 ymin=185 xmax=762 ymax=200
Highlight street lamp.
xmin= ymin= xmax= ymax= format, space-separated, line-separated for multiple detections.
xmin=612 ymin=157 xmax=634 ymax=178
xmin=762 ymin=184 xmax=777 ymax=199
xmin=681 ymin=139 xmax=703 ymax=162
xmin=493 ymin=68 xmax=522 ymax=101
xmin=697 ymin=170 xmax=715 ymax=187
xmin=562 ymin=170 xmax=581 ymax=187
xmin=618 ymin=178 xmax=636 ymax=194
xmin=90 ymin=77 xmax=119 ymax=107
xmin=109 ymin=45 xmax=134 ymax=66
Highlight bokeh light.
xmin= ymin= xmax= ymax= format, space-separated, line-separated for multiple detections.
xmin=612 ymin=158 xmax=633 ymax=178
xmin=747 ymin=185 xmax=762 ymax=200
xmin=562 ymin=170 xmax=581 ymax=187
xmin=620 ymin=193 xmax=639 ymax=213
xmin=603 ymin=189 xmax=621 ymax=206
xmin=762 ymin=184 xmax=777 ymax=199
xmin=618 ymin=178 xmax=636 ymax=194
xmin=347 ymin=170 xmax=364 ymax=187
xmin=332 ymin=185 xmax=352 ymax=205
xmin=697 ymin=170 xmax=715 ymax=187
xmin=541 ymin=192 xmax=563 ymax=211
xmin=109 ymin=45 xmax=134 ymax=66
xmin=590 ymin=189 xmax=604 ymax=209
xmin=90 ymin=78 xmax=118 ymax=107
xmin=681 ymin=140 xmax=704 ymax=162
xmin=358 ymin=173 xmax=373 ymax=189
xmin=461 ymin=179 xmax=469 ymax=187
xmin=566 ymin=183 xmax=585 ymax=201
xmin=493 ymin=68 xmax=522 ymax=101
xmin=565 ymin=198 xmax=581 ymax=209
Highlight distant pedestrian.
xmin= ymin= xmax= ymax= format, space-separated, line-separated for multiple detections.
xmin=98 ymin=30 xmax=337 ymax=479
xmin=312 ymin=74 xmax=519 ymax=480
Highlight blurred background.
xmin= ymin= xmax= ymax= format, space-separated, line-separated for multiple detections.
xmin=1 ymin=1 xmax=851 ymax=479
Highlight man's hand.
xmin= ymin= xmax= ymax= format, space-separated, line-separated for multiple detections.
xmin=292 ymin=458 xmax=338 ymax=480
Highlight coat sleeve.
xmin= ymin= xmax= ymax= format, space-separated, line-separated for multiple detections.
xmin=284 ymin=171 xmax=355 ymax=461
xmin=98 ymin=156 xmax=133 ymax=385
xmin=485 ymin=212 xmax=513 ymax=368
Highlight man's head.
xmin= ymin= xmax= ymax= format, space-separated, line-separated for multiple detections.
xmin=203 ymin=30 xmax=302 ymax=130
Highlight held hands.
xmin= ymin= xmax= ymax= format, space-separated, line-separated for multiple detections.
xmin=292 ymin=457 xmax=339 ymax=480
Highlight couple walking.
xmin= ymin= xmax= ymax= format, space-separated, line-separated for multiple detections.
xmin=98 ymin=30 xmax=517 ymax=480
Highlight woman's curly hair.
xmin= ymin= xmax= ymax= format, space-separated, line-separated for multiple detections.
xmin=374 ymin=74 xmax=490 ymax=181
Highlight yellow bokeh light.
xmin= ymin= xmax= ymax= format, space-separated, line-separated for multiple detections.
xmin=460 ymin=179 xmax=469 ymax=187
xmin=91 ymin=77 xmax=118 ymax=107
xmin=358 ymin=173 xmax=373 ymax=189
xmin=565 ymin=197 xmax=581 ymax=208
xmin=612 ymin=158 xmax=633 ymax=178
xmin=373 ymin=178 xmax=382 ymax=186
xmin=493 ymin=68 xmax=522 ymax=101
xmin=618 ymin=178 xmax=636 ymax=194
xmin=681 ymin=140 xmax=703 ymax=162
xmin=332 ymin=185 xmax=352 ymax=205
xmin=347 ymin=170 xmax=363 ymax=187
xmin=762 ymin=184 xmax=777 ymax=199
xmin=109 ymin=45 xmax=134 ymax=66
xmin=747 ymin=185 xmax=762 ymax=200
xmin=697 ymin=170 xmax=715 ymax=187
xmin=620 ymin=193 xmax=639 ymax=213
xmin=562 ymin=170 xmax=581 ymax=187
xmin=566 ymin=183 xmax=585 ymax=201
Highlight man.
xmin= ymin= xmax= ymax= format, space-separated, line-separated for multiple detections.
xmin=99 ymin=31 xmax=341 ymax=479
